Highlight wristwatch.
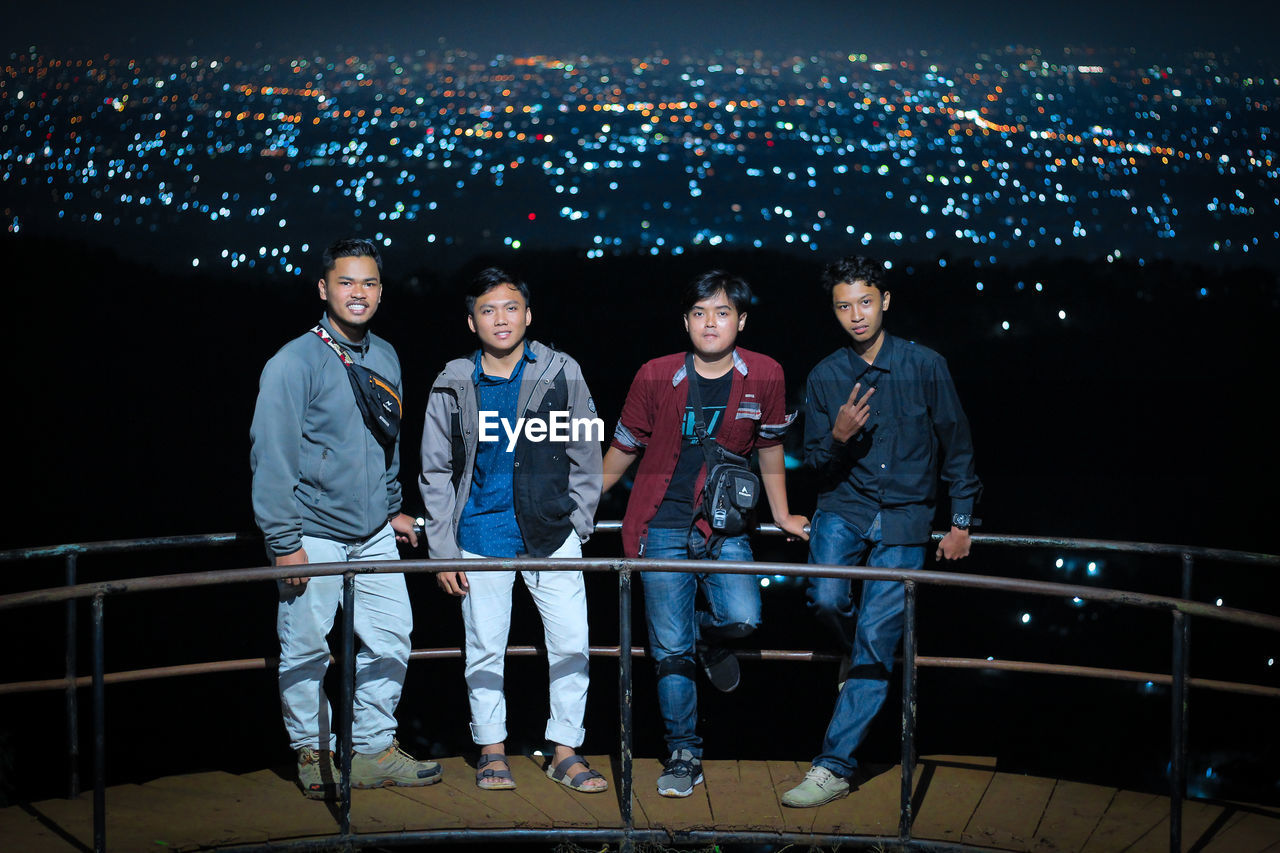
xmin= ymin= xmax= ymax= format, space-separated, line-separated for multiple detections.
xmin=951 ymin=513 xmax=971 ymax=531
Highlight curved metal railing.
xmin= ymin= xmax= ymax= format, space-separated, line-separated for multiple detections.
xmin=1 ymin=529 xmax=1278 ymax=853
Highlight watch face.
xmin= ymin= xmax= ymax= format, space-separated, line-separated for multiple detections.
xmin=953 ymin=514 xmax=971 ymax=529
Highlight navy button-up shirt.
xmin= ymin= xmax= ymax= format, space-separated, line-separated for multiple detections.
xmin=802 ymin=333 xmax=981 ymax=545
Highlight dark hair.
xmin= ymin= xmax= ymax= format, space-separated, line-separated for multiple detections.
xmin=465 ymin=267 xmax=531 ymax=314
xmin=820 ymin=256 xmax=888 ymax=295
xmin=321 ymin=237 xmax=383 ymax=276
xmin=680 ymin=269 xmax=754 ymax=314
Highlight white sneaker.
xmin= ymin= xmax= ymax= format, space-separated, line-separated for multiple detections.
xmin=781 ymin=764 xmax=850 ymax=807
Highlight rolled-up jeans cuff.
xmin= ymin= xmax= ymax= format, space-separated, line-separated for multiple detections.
xmin=545 ymin=720 xmax=586 ymax=749
xmin=470 ymin=721 xmax=508 ymax=746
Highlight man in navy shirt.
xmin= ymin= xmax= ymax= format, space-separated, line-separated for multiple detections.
xmin=419 ymin=268 xmax=605 ymax=794
xmin=782 ymin=256 xmax=981 ymax=807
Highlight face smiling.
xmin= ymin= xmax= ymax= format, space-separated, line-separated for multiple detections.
xmin=684 ymin=288 xmax=747 ymax=361
xmin=318 ymin=255 xmax=382 ymax=341
xmin=468 ymin=282 xmax=531 ymax=357
xmin=831 ymin=279 xmax=890 ymax=357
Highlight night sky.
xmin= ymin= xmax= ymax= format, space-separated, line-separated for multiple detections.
xmin=10 ymin=0 xmax=1280 ymax=61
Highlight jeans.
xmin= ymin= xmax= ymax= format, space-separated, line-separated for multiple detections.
xmin=460 ymin=531 xmax=588 ymax=747
xmin=805 ymin=510 xmax=926 ymax=778
xmin=641 ymin=526 xmax=760 ymax=757
xmin=276 ymin=523 xmax=411 ymax=754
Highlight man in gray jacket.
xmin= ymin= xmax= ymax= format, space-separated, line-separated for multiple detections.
xmin=419 ymin=267 xmax=605 ymax=793
xmin=251 ymin=237 xmax=440 ymax=800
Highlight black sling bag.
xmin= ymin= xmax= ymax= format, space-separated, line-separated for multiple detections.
xmin=684 ymin=353 xmax=760 ymax=551
xmin=311 ymin=325 xmax=402 ymax=449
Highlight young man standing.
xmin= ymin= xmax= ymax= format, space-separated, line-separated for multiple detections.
xmin=602 ymin=270 xmax=809 ymax=797
xmin=782 ymin=256 xmax=981 ymax=807
xmin=250 ymin=237 xmax=440 ymax=800
xmin=419 ymin=268 xmax=606 ymax=793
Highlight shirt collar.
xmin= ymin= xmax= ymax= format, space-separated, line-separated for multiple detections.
xmin=472 ymin=346 xmax=536 ymax=383
xmin=672 ymin=349 xmax=748 ymax=387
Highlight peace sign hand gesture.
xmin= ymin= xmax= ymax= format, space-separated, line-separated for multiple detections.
xmin=832 ymin=382 xmax=875 ymax=443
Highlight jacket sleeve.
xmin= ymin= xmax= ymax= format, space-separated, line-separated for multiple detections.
xmin=563 ymin=357 xmax=603 ymax=542
xmin=249 ymin=351 xmax=309 ymax=558
xmin=927 ymin=356 xmax=981 ymax=518
xmin=418 ymin=383 xmax=462 ymax=559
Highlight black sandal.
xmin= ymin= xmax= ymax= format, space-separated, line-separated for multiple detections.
xmin=476 ymin=753 xmax=517 ymax=790
xmin=545 ymin=754 xmax=608 ymax=793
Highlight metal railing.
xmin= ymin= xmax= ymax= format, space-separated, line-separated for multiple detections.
xmin=2 ymin=529 xmax=1279 ymax=853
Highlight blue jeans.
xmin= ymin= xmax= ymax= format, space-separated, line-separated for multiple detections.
xmin=641 ymin=526 xmax=760 ymax=757
xmin=805 ymin=510 xmax=926 ymax=778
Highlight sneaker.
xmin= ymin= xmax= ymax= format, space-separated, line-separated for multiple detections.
xmin=696 ymin=640 xmax=741 ymax=692
xmin=781 ymin=765 xmax=851 ymax=808
xmin=351 ymin=739 xmax=442 ymax=788
xmin=657 ymin=748 xmax=703 ymax=798
xmin=296 ymin=747 xmax=338 ymax=800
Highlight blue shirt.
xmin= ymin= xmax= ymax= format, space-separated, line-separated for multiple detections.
xmin=457 ymin=349 xmax=535 ymax=557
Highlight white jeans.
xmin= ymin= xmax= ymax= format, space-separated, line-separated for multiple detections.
xmin=276 ymin=523 xmax=411 ymax=754
xmin=460 ymin=531 xmax=589 ymax=747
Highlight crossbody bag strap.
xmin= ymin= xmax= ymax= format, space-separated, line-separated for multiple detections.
xmin=683 ymin=353 xmax=719 ymax=468
xmin=312 ymin=324 xmax=356 ymax=366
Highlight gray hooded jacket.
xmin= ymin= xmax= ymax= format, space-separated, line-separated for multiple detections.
xmin=419 ymin=340 xmax=602 ymax=559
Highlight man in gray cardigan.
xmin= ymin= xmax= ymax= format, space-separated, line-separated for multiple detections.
xmin=251 ymin=237 xmax=440 ymax=799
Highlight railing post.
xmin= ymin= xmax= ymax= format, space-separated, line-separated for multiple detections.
xmin=1179 ymin=552 xmax=1193 ymax=601
xmin=899 ymin=579 xmax=918 ymax=844
xmin=339 ymin=572 xmax=356 ymax=836
xmin=617 ymin=561 xmax=635 ymax=853
xmin=65 ymin=552 xmax=80 ymax=800
xmin=1170 ymin=608 xmax=1188 ymax=853
xmin=91 ymin=593 xmax=106 ymax=853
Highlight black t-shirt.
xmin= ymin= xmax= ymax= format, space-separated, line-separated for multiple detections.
xmin=649 ymin=369 xmax=733 ymax=529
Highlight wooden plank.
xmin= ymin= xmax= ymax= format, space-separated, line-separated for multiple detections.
xmin=499 ymin=753 xmax=600 ymax=829
xmin=1200 ymin=810 xmax=1280 ymax=853
xmin=236 ymin=769 xmax=351 ymax=840
xmin=701 ymin=758 xmax=784 ymax=832
xmin=98 ymin=780 xmax=267 ymax=851
xmin=827 ymin=763 xmax=909 ymax=837
xmin=1125 ymin=799 xmax=1226 ymax=852
xmin=1082 ymin=790 xmax=1167 ymax=852
xmin=357 ymin=783 xmax=465 ymax=835
xmin=0 ymin=805 xmax=84 ymax=852
xmin=408 ymin=755 xmax=550 ymax=829
xmin=965 ymin=771 xmax=1057 ymax=849
xmin=767 ymin=759 xmax=819 ymax=834
xmin=1032 ymin=779 xmax=1117 ymax=852
xmin=911 ymin=759 xmax=994 ymax=844
xmin=630 ymin=757 xmax=715 ymax=831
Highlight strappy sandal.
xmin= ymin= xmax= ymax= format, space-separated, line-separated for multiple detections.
xmin=545 ymin=754 xmax=608 ymax=793
xmin=476 ymin=753 xmax=517 ymax=790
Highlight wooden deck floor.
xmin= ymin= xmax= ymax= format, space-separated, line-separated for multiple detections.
xmin=3 ymin=754 xmax=1279 ymax=851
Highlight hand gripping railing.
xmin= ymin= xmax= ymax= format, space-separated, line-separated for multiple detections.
xmin=2 ymin=531 xmax=1279 ymax=853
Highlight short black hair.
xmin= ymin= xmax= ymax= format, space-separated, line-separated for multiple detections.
xmin=466 ymin=266 xmax=531 ymax=314
xmin=820 ymin=256 xmax=888 ymax=295
xmin=321 ymin=237 xmax=382 ymax=276
xmin=680 ymin=269 xmax=754 ymax=314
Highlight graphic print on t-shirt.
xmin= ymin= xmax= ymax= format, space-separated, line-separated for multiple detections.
xmin=648 ymin=370 xmax=733 ymax=529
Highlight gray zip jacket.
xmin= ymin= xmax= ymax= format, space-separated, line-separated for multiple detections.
xmin=250 ymin=315 xmax=403 ymax=557
xmin=419 ymin=339 xmax=602 ymax=559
